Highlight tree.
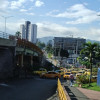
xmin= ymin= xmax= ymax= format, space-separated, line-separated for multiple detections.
xmin=80 ymin=42 xmax=98 ymax=85
xmin=45 ymin=43 xmax=53 ymax=54
xmin=37 ymin=41 xmax=45 ymax=49
xmin=77 ymin=56 xmax=90 ymax=69
xmin=95 ymin=44 xmax=100 ymax=61
xmin=53 ymin=48 xmax=69 ymax=58
xmin=15 ymin=31 xmax=21 ymax=38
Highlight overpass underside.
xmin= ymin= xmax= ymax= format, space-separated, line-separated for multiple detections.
xmin=0 ymin=38 xmax=43 ymax=80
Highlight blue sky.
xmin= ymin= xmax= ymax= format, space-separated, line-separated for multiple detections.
xmin=0 ymin=0 xmax=100 ymax=41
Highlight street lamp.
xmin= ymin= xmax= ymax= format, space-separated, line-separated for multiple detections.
xmin=1 ymin=16 xmax=13 ymax=38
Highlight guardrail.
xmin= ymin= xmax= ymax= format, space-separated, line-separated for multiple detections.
xmin=0 ymin=31 xmax=10 ymax=39
xmin=57 ymin=78 xmax=67 ymax=100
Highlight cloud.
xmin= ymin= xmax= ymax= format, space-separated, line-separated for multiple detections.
xmin=20 ymin=9 xmax=27 ymax=12
xmin=0 ymin=18 xmax=26 ymax=35
xmin=30 ymin=0 xmax=34 ymax=2
xmin=84 ymin=28 xmax=100 ymax=41
xmin=46 ymin=4 xmax=100 ymax=24
xmin=35 ymin=0 xmax=44 ymax=7
xmin=26 ymin=12 xmax=35 ymax=15
xmin=0 ymin=20 xmax=100 ymax=41
xmin=10 ymin=0 xmax=26 ymax=9
xmin=36 ymin=22 xmax=100 ymax=41
xmin=36 ymin=22 xmax=80 ymax=38
xmin=0 ymin=0 xmax=9 ymax=9
xmin=0 ymin=0 xmax=9 ymax=15
xmin=46 ymin=10 xmax=60 ymax=16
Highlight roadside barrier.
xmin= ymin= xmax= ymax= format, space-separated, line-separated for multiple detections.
xmin=57 ymin=78 xmax=67 ymax=100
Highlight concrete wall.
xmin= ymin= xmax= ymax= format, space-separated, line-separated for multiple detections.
xmin=0 ymin=38 xmax=16 ymax=47
xmin=0 ymin=47 xmax=15 ymax=79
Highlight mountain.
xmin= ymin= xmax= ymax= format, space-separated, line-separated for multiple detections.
xmin=38 ymin=36 xmax=100 ymax=45
xmin=37 ymin=36 xmax=54 ymax=44
xmin=86 ymin=39 xmax=100 ymax=43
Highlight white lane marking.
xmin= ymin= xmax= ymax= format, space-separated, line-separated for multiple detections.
xmin=0 ymin=83 xmax=9 ymax=87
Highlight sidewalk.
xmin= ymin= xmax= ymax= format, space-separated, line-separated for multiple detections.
xmin=77 ymin=87 xmax=100 ymax=100
xmin=62 ymin=81 xmax=89 ymax=100
xmin=63 ymin=81 xmax=100 ymax=100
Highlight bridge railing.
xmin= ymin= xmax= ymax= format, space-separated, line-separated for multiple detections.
xmin=57 ymin=78 xmax=67 ymax=100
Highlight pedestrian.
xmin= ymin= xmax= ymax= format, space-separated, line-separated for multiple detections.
xmin=69 ymin=73 xmax=74 ymax=87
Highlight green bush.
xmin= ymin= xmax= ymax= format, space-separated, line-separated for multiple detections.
xmin=77 ymin=75 xmax=90 ymax=84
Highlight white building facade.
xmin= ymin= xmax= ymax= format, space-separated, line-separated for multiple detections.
xmin=20 ymin=24 xmax=25 ymax=39
xmin=20 ymin=21 xmax=37 ymax=44
xmin=29 ymin=24 xmax=37 ymax=44
xmin=53 ymin=37 xmax=86 ymax=67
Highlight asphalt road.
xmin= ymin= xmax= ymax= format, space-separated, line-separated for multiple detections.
xmin=0 ymin=77 xmax=57 ymax=100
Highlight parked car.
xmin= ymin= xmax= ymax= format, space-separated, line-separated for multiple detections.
xmin=63 ymin=72 xmax=71 ymax=80
xmin=33 ymin=68 xmax=47 ymax=75
xmin=40 ymin=71 xmax=61 ymax=78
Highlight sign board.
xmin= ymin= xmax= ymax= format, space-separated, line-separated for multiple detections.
xmin=97 ymin=68 xmax=100 ymax=86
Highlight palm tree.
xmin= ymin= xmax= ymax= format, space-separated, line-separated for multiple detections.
xmin=95 ymin=44 xmax=100 ymax=61
xmin=80 ymin=42 xmax=98 ymax=85
xmin=15 ymin=31 xmax=21 ymax=38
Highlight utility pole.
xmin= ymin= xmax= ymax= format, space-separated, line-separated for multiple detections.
xmin=58 ymin=43 xmax=62 ymax=67
xmin=76 ymin=40 xmax=78 ymax=67
xmin=1 ymin=16 xmax=13 ymax=38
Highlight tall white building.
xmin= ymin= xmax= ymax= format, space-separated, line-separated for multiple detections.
xmin=25 ymin=21 xmax=31 ymax=40
xmin=30 ymin=24 xmax=37 ymax=44
xmin=20 ymin=24 xmax=25 ymax=39
xmin=20 ymin=21 xmax=37 ymax=44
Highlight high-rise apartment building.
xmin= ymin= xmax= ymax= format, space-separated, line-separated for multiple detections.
xmin=25 ymin=21 xmax=31 ymax=40
xmin=29 ymin=24 xmax=37 ymax=43
xmin=20 ymin=21 xmax=37 ymax=44
xmin=20 ymin=24 xmax=25 ymax=39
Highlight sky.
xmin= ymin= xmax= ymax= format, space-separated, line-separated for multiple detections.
xmin=0 ymin=0 xmax=100 ymax=41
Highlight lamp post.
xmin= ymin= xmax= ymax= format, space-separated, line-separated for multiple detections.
xmin=1 ymin=16 xmax=13 ymax=38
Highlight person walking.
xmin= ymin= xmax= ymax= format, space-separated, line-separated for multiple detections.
xmin=69 ymin=73 xmax=74 ymax=87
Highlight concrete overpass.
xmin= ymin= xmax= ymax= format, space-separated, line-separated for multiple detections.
xmin=0 ymin=32 xmax=43 ymax=79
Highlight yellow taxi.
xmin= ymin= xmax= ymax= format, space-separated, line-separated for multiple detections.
xmin=40 ymin=71 xmax=61 ymax=78
xmin=33 ymin=68 xmax=47 ymax=75
xmin=71 ymin=71 xmax=78 ymax=75
xmin=76 ymin=71 xmax=84 ymax=78
xmin=63 ymin=72 xmax=71 ymax=80
xmin=55 ymin=70 xmax=64 ymax=76
xmin=84 ymin=71 xmax=90 ymax=75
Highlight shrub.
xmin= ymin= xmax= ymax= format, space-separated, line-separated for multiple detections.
xmin=77 ymin=75 xmax=90 ymax=84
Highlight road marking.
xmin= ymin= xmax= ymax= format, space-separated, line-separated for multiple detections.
xmin=0 ymin=83 xmax=9 ymax=87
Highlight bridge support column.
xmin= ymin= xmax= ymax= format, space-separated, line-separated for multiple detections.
xmin=31 ymin=56 xmax=33 ymax=66
xmin=21 ymin=54 xmax=24 ymax=67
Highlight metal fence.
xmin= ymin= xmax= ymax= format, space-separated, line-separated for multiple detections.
xmin=0 ymin=31 xmax=10 ymax=39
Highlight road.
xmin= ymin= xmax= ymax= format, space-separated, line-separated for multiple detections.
xmin=0 ymin=76 xmax=57 ymax=100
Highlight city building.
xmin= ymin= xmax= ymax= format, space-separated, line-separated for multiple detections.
xmin=20 ymin=24 xmax=25 ymax=39
xmin=47 ymin=40 xmax=53 ymax=46
xmin=20 ymin=21 xmax=37 ymax=44
xmin=25 ymin=21 xmax=31 ymax=40
xmin=29 ymin=24 xmax=37 ymax=43
xmin=53 ymin=37 xmax=86 ymax=66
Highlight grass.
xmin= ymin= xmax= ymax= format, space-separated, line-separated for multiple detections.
xmin=75 ymin=82 xmax=100 ymax=91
